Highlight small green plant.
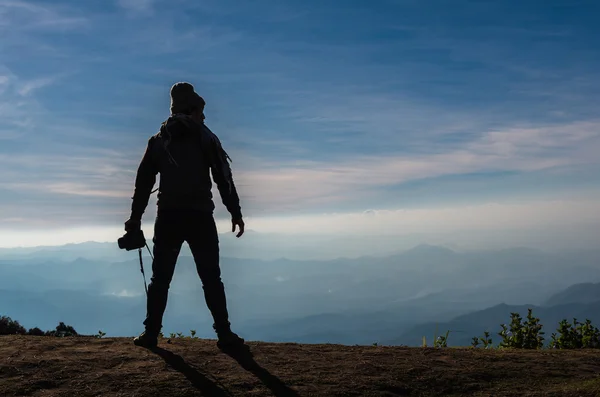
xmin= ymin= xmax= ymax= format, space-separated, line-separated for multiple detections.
xmin=158 ymin=331 xmax=164 ymax=339
xmin=167 ymin=331 xmax=187 ymax=339
xmin=434 ymin=330 xmax=450 ymax=348
xmin=479 ymin=331 xmax=493 ymax=348
xmin=96 ymin=330 xmax=106 ymax=339
xmin=471 ymin=332 xmax=492 ymax=348
xmin=190 ymin=329 xmax=197 ymax=338
xmin=498 ymin=308 xmax=544 ymax=349
xmin=550 ymin=318 xmax=600 ymax=349
xmin=372 ymin=342 xmax=378 ymax=347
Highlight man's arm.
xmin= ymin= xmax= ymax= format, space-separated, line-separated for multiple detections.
xmin=204 ymin=128 xmax=243 ymax=221
xmin=129 ymin=137 xmax=159 ymax=224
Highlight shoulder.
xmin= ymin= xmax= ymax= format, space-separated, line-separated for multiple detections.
xmin=199 ymin=124 xmax=223 ymax=148
xmin=147 ymin=133 xmax=161 ymax=149
xmin=146 ymin=130 xmax=166 ymax=156
xmin=201 ymin=123 xmax=219 ymax=140
xmin=203 ymin=125 xmax=233 ymax=162
xmin=150 ymin=119 xmax=173 ymax=145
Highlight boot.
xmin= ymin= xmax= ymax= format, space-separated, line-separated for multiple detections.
xmin=133 ymin=330 xmax=158 ymax=349
xmin=215 ymin=326 xmax=246 ymax=351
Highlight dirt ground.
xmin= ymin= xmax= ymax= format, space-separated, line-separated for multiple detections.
xmin=1 ymin=335 xmax=600 ymax=396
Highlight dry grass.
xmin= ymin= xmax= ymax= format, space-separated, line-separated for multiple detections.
xmin=2 ymin=335 xmax=600 ymax=396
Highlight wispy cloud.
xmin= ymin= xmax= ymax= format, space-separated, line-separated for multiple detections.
xmin=116 ymin=0 xmax=154 ymax=13
xmin=0 ymin=67 xmax=72 ymax=140
xmin=6 ymin=182 xmax=132 ymax=199
xmin=1 ymin=117 xmax=598 ymax=226
xmin=114 ymin=24 xmax=243 ymax=56
xmin=0 ymin=150 xmax=138 ymax=192
xmin=0 ymin=69 xmax=40 ymax=139
xmin=17 ymin=76 xmax=60 ymax=96
xmin=0 ymin=0 xmax=87 ymax=31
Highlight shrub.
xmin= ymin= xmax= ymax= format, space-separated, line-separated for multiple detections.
xmin=27 ymin=327 xmax=45 ymax=336
xmin=550 ymin=318 xmax=600 ymax=349
xmin=46 ymin=322 xmax=78 ymax=337
xmin=498 ymin=308 xmax=544 ymax=349
xmin=0 ymin=316 xmax=27 ymax=335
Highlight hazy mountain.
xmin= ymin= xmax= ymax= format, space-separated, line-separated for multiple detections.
xmin=545 ymin=282 xmax=600 ymax=306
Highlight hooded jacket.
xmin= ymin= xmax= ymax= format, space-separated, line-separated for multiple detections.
xmin=129 ymin=114 xmax=242 ymax=221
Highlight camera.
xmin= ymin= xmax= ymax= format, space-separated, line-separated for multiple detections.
xmin=118 ymin=229 xmax=147 ymax=251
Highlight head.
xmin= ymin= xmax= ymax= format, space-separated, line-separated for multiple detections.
xmin=169 ymin=82 xmax=206 ymax=122
xmin=190 ymin=106 xmax=205 ymax=123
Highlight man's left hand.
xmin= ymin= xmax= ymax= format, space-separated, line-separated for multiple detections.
xmin=232 ymin=218 xmax=245 ymax=238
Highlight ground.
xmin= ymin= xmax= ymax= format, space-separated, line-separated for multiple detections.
xmin=2 ymin=336 xmax=600 ymax=396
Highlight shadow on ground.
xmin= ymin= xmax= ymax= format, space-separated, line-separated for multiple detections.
xmin=151 ymin=347 xmax=232 ymax=396
xmin=224 ymin=346 xmax=300 ymax=396
xmin=151 ymin=345 xmax=300 ymax=397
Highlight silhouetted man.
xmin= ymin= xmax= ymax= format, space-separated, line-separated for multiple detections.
xmin=124 ymin=82 xmax=246 ymax=351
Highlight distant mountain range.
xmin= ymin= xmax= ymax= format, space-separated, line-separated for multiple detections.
xmin=1 ymin=242 xmax=599 ymax=345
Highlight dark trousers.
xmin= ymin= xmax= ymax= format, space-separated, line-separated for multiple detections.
xmin=143 ymin=209 xmax=231 ymax=335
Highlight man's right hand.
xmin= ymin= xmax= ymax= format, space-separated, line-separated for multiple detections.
xmin=124 ymin=218 xmax=141 ymax=232
xmin=232 ymin=218 xmax=245 ymax=238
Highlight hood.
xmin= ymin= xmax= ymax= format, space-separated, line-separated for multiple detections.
xmin=160 ymin=114 xmax=202 ymax=140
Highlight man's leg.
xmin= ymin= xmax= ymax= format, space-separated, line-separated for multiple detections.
xmin=186 ymin=212 xmax=245 ymax=349
xmin=135 ymin=211 xmax=184 ymax=347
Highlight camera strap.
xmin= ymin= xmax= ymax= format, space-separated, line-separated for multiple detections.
xmin=137 ymin=243 xmax=153 ymax=297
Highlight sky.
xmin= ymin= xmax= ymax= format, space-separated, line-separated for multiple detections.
xmin=1 ymin=0 xmax=599 ymax=249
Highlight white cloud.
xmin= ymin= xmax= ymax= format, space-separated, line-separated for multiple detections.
xmin=1 ymin=195 xmax=599 ymax=251
xmin=109 ymin=289 xmax=142 ymax=298
xmin=238 ymin=195 xmax=600 ymax=235
xmin=234 ymin=120 xmax=600 ymax=212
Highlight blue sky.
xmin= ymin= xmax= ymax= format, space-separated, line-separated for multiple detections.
xmin=1 ymin=0 xmax=599 ymax=247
